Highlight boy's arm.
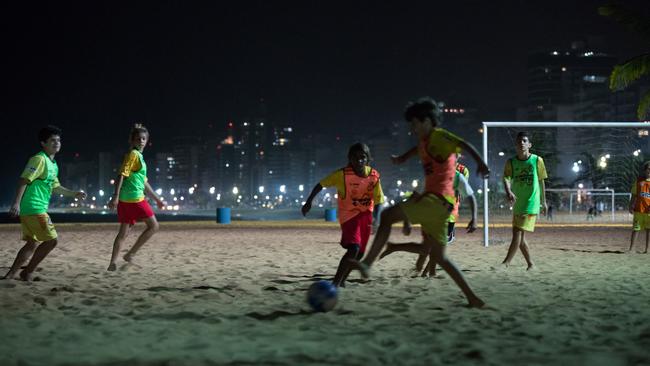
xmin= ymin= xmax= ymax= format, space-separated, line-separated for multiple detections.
xmin=466 ymin=194 xmax=478 ymax=233
xmin=53 ymin=185 xmax=87 ymax=200
xmin=9 ymin=179 xmax=29 ymax=217
xmin=540 ymin=178 xmax=547 ymax=215
xmin=109 ymin=175 xmax=125 ymax=210
xmin=301 ymin=183 xmax=323 ymax=216
xmin=503 ymin=177 xmax=515 ymax=203
xmin=458 ymin=140 xmax=489 ymax=177
xmin=629 ymin=194 xmax=637 ymax=214
xmin=391 ymin=146 xmax=417 ymax=164
xmin=144 ymin=181 xmax=165 ymax=209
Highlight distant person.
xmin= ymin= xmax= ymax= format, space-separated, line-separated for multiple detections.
xmin=502 ymin=131 xmax=547 ymax=270
xmin=349 ymin=97 xmax=489 ymax=308
xmin=301 ymin=142 xmax=384 ymax=287
xmin=628 ymin=161 xmax=650 ymax=253
xmin=379 ymin=168 xmax=478 ymax=277
xmin=587 ymin=206 xmax=596 ymax=221
xmin=2 ymin=126 xmax=86 ymax=281
xmin=546 ymin=204 xmax=554 ymax=221
xmin=107 ymin=124 xmax=165 ymax=271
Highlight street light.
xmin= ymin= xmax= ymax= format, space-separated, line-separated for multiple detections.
xmin=232 ymin=186 xmax=239 ymax=195
xmin=411 ymin=180 xmax=418 ymax=188
xmin=258 ymin=186 xmax=265 ymax=193
xmin=280 ymin=185 xmax=286 ymax=193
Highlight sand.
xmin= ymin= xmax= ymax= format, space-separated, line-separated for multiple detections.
xmin=1 ymin=221 xmax=649 ymax=366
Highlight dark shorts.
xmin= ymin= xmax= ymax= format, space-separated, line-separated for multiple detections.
xmin=340 ymin=210 xmax=373 ymax=253
xmin=117 ymin=200 xmax=154 ymax=225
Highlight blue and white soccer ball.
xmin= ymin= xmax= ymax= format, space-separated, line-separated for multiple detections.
xmin=307 ymin=280 xmax=338 ymax=312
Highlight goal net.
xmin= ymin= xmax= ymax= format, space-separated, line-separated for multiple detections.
xmin=481 ymin=122 xmax=649 ymax=247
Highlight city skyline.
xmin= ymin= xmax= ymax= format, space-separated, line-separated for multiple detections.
xmin=2 ymin=1 xmax=649 ymax=203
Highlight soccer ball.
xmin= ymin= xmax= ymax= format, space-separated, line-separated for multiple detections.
xmin=307 ymin=280 xmax=338 ymax=312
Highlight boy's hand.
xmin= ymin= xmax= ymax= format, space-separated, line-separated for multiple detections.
xmin=506 ymin=191 xmax=516 ymax=203
xmin=75 ymin=191 xmax=87 ymax=200
xmin=477 ymin=164 xmax=490 ymax=178
xmin=402 ymin=221 xmax=412 ymax=236
xmin=541 ymin=202 xmax=548 ymax=215
xmin=155 ymin=198 xmax=165 ymax=209
xmin=466 ymin=219 xmax=477 ymax=233
xmin=301 ymin=202 xmax=312 ymax=216
xmin=8 ymin=203 xmax=20 ymax=217
xmin=108 ymin=197 xmax=119 ymax=210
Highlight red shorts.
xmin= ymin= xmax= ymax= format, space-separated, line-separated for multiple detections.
xmin=340 ymin=210 xmax=373 ymax=253
xmin=117 ymin=200 xmax=154 ymax=225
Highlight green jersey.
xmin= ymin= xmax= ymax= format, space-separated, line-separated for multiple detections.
xmin=20 ymin=151 xmax=60 ymax=215
xmin=505 ymin=154 xmax=547 ymax=215
xmin=119 ymin=149 xmax=147 ymax=202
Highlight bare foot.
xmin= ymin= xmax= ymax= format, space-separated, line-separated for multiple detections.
xmin=379 ymin=243 xmax=395 ymax=260
xmin=527 ymin=263 xmax=535 ymax=271
xmin=2 ymin=271 xmax=17 ymax=280
xmin=468 ymin=297 xmax=486 ymax=308
xmin=107 ymin=263 xmax=117 ymax=271
xmin=19 ymin=270 xmax=33 ymax=281
xmin=346 ymin=259 xmax=370 ymax=278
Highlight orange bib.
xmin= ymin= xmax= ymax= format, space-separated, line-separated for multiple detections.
xmin=418 ymin=138 xmax=456 ymax=205
xmin=634 ymin=178 xmax=650 ymax=214
xmin=337 ymin=167 xmax=380 ymax=224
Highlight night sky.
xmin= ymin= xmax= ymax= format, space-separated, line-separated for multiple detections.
xmin=2 ymin=0 xmax=648 ymax=202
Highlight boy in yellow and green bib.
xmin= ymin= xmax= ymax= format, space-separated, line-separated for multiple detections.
xmin=502 ymin=131 xmax=548 ymax=270
xmin=107 ymin=124 xmax=164 ymax=271
xmin=3 ymin=126 xmax=86 ymax=281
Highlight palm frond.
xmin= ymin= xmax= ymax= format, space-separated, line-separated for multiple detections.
xmin=598 ymin=3 xmax=650 ymax=41
xmin=638 ymin=91 xmax=650 ymax=120
xmin=609 ymin=53 xmax=650 ymax=91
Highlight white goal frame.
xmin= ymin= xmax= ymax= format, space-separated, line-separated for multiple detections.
xmin=482 ymin=121 xmax=649 ymax=247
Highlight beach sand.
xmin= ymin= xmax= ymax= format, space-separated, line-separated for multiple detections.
xmin=1 ymin=221 xmax=649 ymax=366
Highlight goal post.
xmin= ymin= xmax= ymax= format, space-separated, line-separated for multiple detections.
xmin=481 ymin=121 xmax=649 ymax=247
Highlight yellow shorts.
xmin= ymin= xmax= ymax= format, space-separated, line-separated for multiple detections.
xmin=399 ymin=193 xmax=451 ymax=245
xmin=20 ymin=214 xmax=57 ymax=242
xmin=513 ymin=214 xmax=537 ymax=232
xmin=633 ymin=212 xmax=650 ymax=231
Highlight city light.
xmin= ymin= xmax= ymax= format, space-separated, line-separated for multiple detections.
xmin=498 ymin=152 xmax=505 ymax=156
xmin=188 ymin=187 xmax=195 ymax=195
xmin=298 ymin=184 xmax=304 ymax=192
xmin=572 ymin=162 xmax=580 ymax=173
xmin=170 ymin=188 xmax=175 ymax=195
xmin=279 ymin=185 xmax=286 ymax=193
xmin=209 ymin=187 xmax=215 ymax=194
xmin=258 ymin=186 xmax=265 ymax=193
xmin=99 ymin=189 xmax=105 ymax=197
xmin=411 ymin=180 xmax=418 ymax=188
xmin=396 ymin=180 xmax=402 ymax=187
xmin=578 ymin=183 xmax=584 ymax=189
xmin=232 ymin=186 xmax=239 ymax=195
xmin=155 ymin=188 xmax=163 ymax=195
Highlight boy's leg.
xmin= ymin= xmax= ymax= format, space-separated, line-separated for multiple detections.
xmin=362 ymin=205 xmax=408 ymax=266
xmin=124 ymin=216 xmax=160 ymax=261
xmin=108 ymin=223 xmax=132 ymax=270
xmin=502 ymin=227 xmax=523 ymax=266
xmin=429 ymin=237 xmax=484 ymax=308
xmin=519 ymin=233 xmax=534 ymax=270
xmin=3 ymin=239 xmax=38 ymax=279
xmin=20 ymin=238 xmax=58 ymax=281
xmin=629 ymin=231 xmax=639 ymax=252
xmin=333 ymin=244 xmax=361 ymax=287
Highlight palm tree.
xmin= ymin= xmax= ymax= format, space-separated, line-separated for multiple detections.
xmin=599 ymin=3 xmax=650 ymax=120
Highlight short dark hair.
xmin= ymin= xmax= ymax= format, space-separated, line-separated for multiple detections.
xmin=348 ymin=142 xmax=372 ymax=162
xmin=130 ymin=123 xmax=149 ymax=141
xmin=516 ymin=131 xmax=530 ymax=141
xmin=404 ymin=97 xmax=443 ymax=124
xmin=38 ymin=125 xmax=62 ymax=143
